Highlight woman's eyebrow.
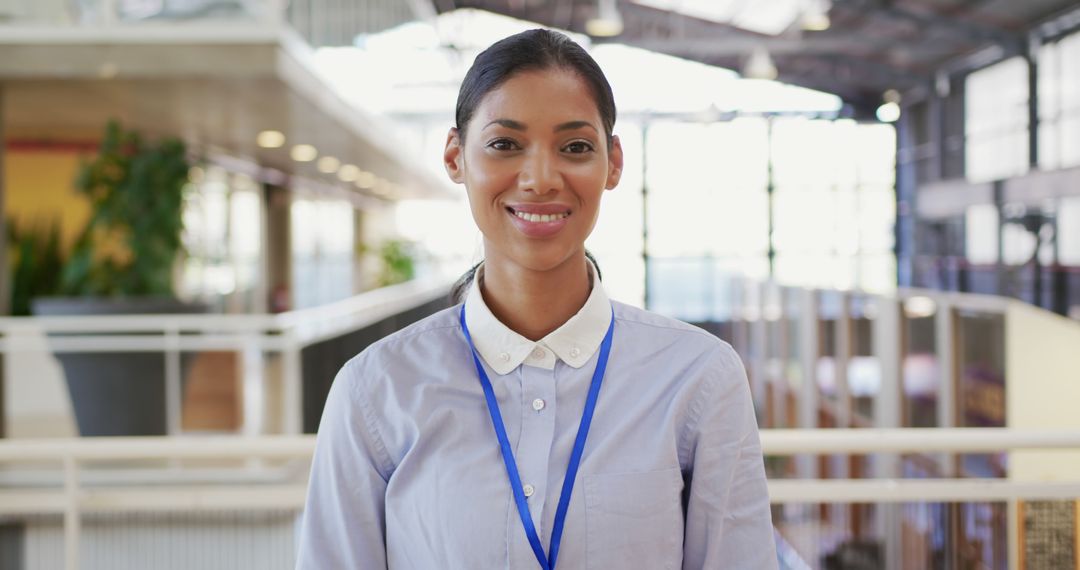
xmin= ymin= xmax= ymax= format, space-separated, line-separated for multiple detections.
xmin=554 ymin=121 xmax=597 ymax=133
xmin=483 ymin=118 xmax=526 ymax=131
xmin=482 ymin=119 xmax=597 ymax=133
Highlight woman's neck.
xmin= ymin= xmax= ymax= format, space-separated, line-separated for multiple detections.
xmin=479 ymin=251 xmax=591 ymax=342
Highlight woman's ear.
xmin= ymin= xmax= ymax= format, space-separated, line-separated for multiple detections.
xmin=605 ymin=135 xmax=624 ymax=190
xmin=444 ymin=127 xmax=465 ymax=184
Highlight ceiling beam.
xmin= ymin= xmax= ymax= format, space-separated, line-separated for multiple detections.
xmin=604 ymin=35 xmax=887 ymax=56
xmin=831 ymin=0 xmax=1024 ymax=52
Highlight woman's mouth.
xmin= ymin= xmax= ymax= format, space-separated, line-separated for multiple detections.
xmin=510 ymin=209 xmax=570 ymax=223
xmin=506 ymin=206 xmax=572 ymax=238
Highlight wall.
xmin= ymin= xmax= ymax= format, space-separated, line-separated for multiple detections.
xmin=1007 ymin=301 xmax=1080 ymax=481
xmin=4 ymin=146 xmax=93 ymax=250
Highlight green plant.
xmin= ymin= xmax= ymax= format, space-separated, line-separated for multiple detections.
xmin=60 ymin=120 xmax=191 ymax=297
xmin=377 ymin=240 xmax=416 ymax=287
xmin=7 ymin=217 xmax=64 ymax=316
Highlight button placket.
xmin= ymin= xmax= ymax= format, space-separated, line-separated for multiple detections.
xmin=515 ymin=366 xmax=557 ymax=530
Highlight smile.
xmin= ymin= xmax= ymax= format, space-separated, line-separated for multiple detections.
xmin=510 ymin=209 xmax=570 ymax=223
xmin=505 ymin=206 xmax=572 ymax=238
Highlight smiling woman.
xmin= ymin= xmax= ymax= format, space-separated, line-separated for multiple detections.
xmin=297 ymin=29 xmax=778 ymax=570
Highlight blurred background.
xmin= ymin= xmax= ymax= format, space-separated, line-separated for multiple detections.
xmin=1 ymin=1 xmax=1080 ymax=568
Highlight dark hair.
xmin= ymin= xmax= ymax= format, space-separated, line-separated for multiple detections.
xmin=450 ymin=251 xmax=604 ymax=304
xmin=450 ymin=29 xmax=615 ymax=304
xmin=454 ymin=28 xmax=617 ymax=145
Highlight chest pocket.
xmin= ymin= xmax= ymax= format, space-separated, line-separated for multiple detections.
xmin=583 ymin=467 xmax=684 ymax=570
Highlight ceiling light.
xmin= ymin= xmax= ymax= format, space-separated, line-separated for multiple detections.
xmin=317 ymin=156 xmax=340 ymax=173
xmin=338 ymin=164 xmax=361 ymax=182
xmin=876 ymin=89 xmax=902 ymax=123
xmin=876 ymin=102 xmax=900 ymax=122
xmin=290 ymin=144 xmax=318 ymax=162
xmin=801 ymin=0 xmax=831 ymax=31
xmin=586 ymin=0 xmax=623 ymax=37
xmin=355 ymin=171 xmax=377 ymax=189
xmin=743 ymin=47 xmax=778 ymax=80
xmin=257 ymin=130 xmax=285 ymax=149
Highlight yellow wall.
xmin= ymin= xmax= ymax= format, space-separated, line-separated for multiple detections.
xmin=4 ymin=149 xmax=93 ymax=249
xmin=1007 ymin=302 xmax=1080 ymax=481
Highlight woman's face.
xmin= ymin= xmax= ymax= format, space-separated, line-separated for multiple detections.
xmin=444 ymin=68 xmax=623 ymax=274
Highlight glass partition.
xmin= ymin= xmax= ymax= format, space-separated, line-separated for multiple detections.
xmin=901 ymin=297 xmax=941 ymax=429
xmin=955 ymin=309 xmax=1009 ymax=570
xmin=848 ymin=294 xmax=879 ymax=427
xmin=783 ymin=287 xmax=804 ymax=428
xmin=816 ymin=290 xmax=844 ymax=427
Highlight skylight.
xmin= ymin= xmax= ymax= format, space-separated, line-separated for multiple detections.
xmin=631 ymin=0 xmax=805 ymax=36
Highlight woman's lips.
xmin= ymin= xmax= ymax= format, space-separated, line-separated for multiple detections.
xmin=506 ymin=206 xmax=571 ymax=238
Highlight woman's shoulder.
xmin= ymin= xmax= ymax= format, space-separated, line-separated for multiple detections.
xmin=338 ymin=303 xmax=464 ymax=376
xmin=612 ymin=301 xmax=730 ymax=345
xmin=610 ymin=301 xmax=742 ymax=369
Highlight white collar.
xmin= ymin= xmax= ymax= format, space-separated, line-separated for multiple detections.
xmin=464 ymin=261 xmax=612 ymax=375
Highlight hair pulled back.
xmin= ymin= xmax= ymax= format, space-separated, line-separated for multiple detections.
xmin=454 ymin=28 xmax=617 ymax=144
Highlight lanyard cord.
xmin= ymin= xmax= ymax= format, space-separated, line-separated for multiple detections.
xmin=459 ymin=304 xmax=615 ymax=570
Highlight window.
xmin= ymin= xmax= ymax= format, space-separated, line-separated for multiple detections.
xmin=1038 ymin=30 xmax=1080 ymax=170
xmin=965 ymin=57 xmax=1030 ymax=183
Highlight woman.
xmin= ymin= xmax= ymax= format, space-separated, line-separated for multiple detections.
xmin=297 ymin=29 xmax=776 ymax=570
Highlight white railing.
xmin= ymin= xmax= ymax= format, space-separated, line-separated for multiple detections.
xmin=0 ymin=278 xmax=451 ymax=436
xmin=2 ymin=428 xmax=1079 ymax=569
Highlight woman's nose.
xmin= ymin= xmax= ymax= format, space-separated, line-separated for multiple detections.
xmin=518 ymin=150 xmax=563 ymax=195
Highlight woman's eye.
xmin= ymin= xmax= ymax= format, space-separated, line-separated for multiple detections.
xmin=564 ymin=141 xmax=595 ymax=154
xmin=487 ymin=139 xmax=520 ymax=151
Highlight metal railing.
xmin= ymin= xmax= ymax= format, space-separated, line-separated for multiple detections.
xmin=2 ymin=429 xmax=1079 ymax=569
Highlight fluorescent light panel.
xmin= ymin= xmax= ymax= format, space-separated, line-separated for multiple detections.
xmin=631 ymin=0 xmax=803 ymax=36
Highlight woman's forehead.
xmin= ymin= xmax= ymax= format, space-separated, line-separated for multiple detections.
xmin=473 ymin=68 xmax=602 ymax=128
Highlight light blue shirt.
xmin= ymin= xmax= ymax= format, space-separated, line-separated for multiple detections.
xmin=297 ymin=269 xmax=777 ymax=569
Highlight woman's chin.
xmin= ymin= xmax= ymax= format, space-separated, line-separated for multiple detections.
xmin=487 ymin=242 xmax=585 ymax=274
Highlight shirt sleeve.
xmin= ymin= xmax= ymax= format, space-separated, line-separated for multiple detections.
xmin=296 ymin=360 xmax=393 ymax=570
xmin=682 ymin=343 xmax=778 ymax=570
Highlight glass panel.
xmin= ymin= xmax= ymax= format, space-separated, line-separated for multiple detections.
xmin=180 ymin=350 xmax=242 ymax=433
xmin=816 ymin=291 xmax=843 ymax=426
xmin=900 ymin=501 xmax=950 ymax=569
xmin=181 ymin=167 xmax=265 ymax=312
xmin=848 ymin=295 xmax=878 ymax=426
xmin=784 ymin=287 xmax=804 ymax=394
xmin=954 ymin=310 xmax=1009 ymax=570
xmin=901 ymin=302 xmax=939 ymax=429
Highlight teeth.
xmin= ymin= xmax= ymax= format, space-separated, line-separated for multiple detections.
xmin=514 ymin=210 xmax=568 ymax=223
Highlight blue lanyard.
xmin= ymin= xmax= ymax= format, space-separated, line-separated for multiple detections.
xmin=459 ymin=304 xmax=615 ymax=570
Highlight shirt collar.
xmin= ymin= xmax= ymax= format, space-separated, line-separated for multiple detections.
xmin=464 ymin=261 xmax=612 ymax=375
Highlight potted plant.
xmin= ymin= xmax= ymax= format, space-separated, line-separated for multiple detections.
xmin=376 ymin=239 xmax=416 ymax=287
xmin=8 ymin=218 xmax=64 ymax=316
xmin=30 ymin=120 xmax=204 ymax=436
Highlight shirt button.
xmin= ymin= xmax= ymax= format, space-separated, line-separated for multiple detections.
xmin=569 ymin=347 xmax=581 ymax=358
xmin=499 ymin=352 xmax=510 ymax=362
xmin=523 ymin=484 xmax=535 ymax=498
xmin=531 ymin=347 xmax=545 ymax=359
xmin=532 ymin=398 xmax=546 ymax=412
